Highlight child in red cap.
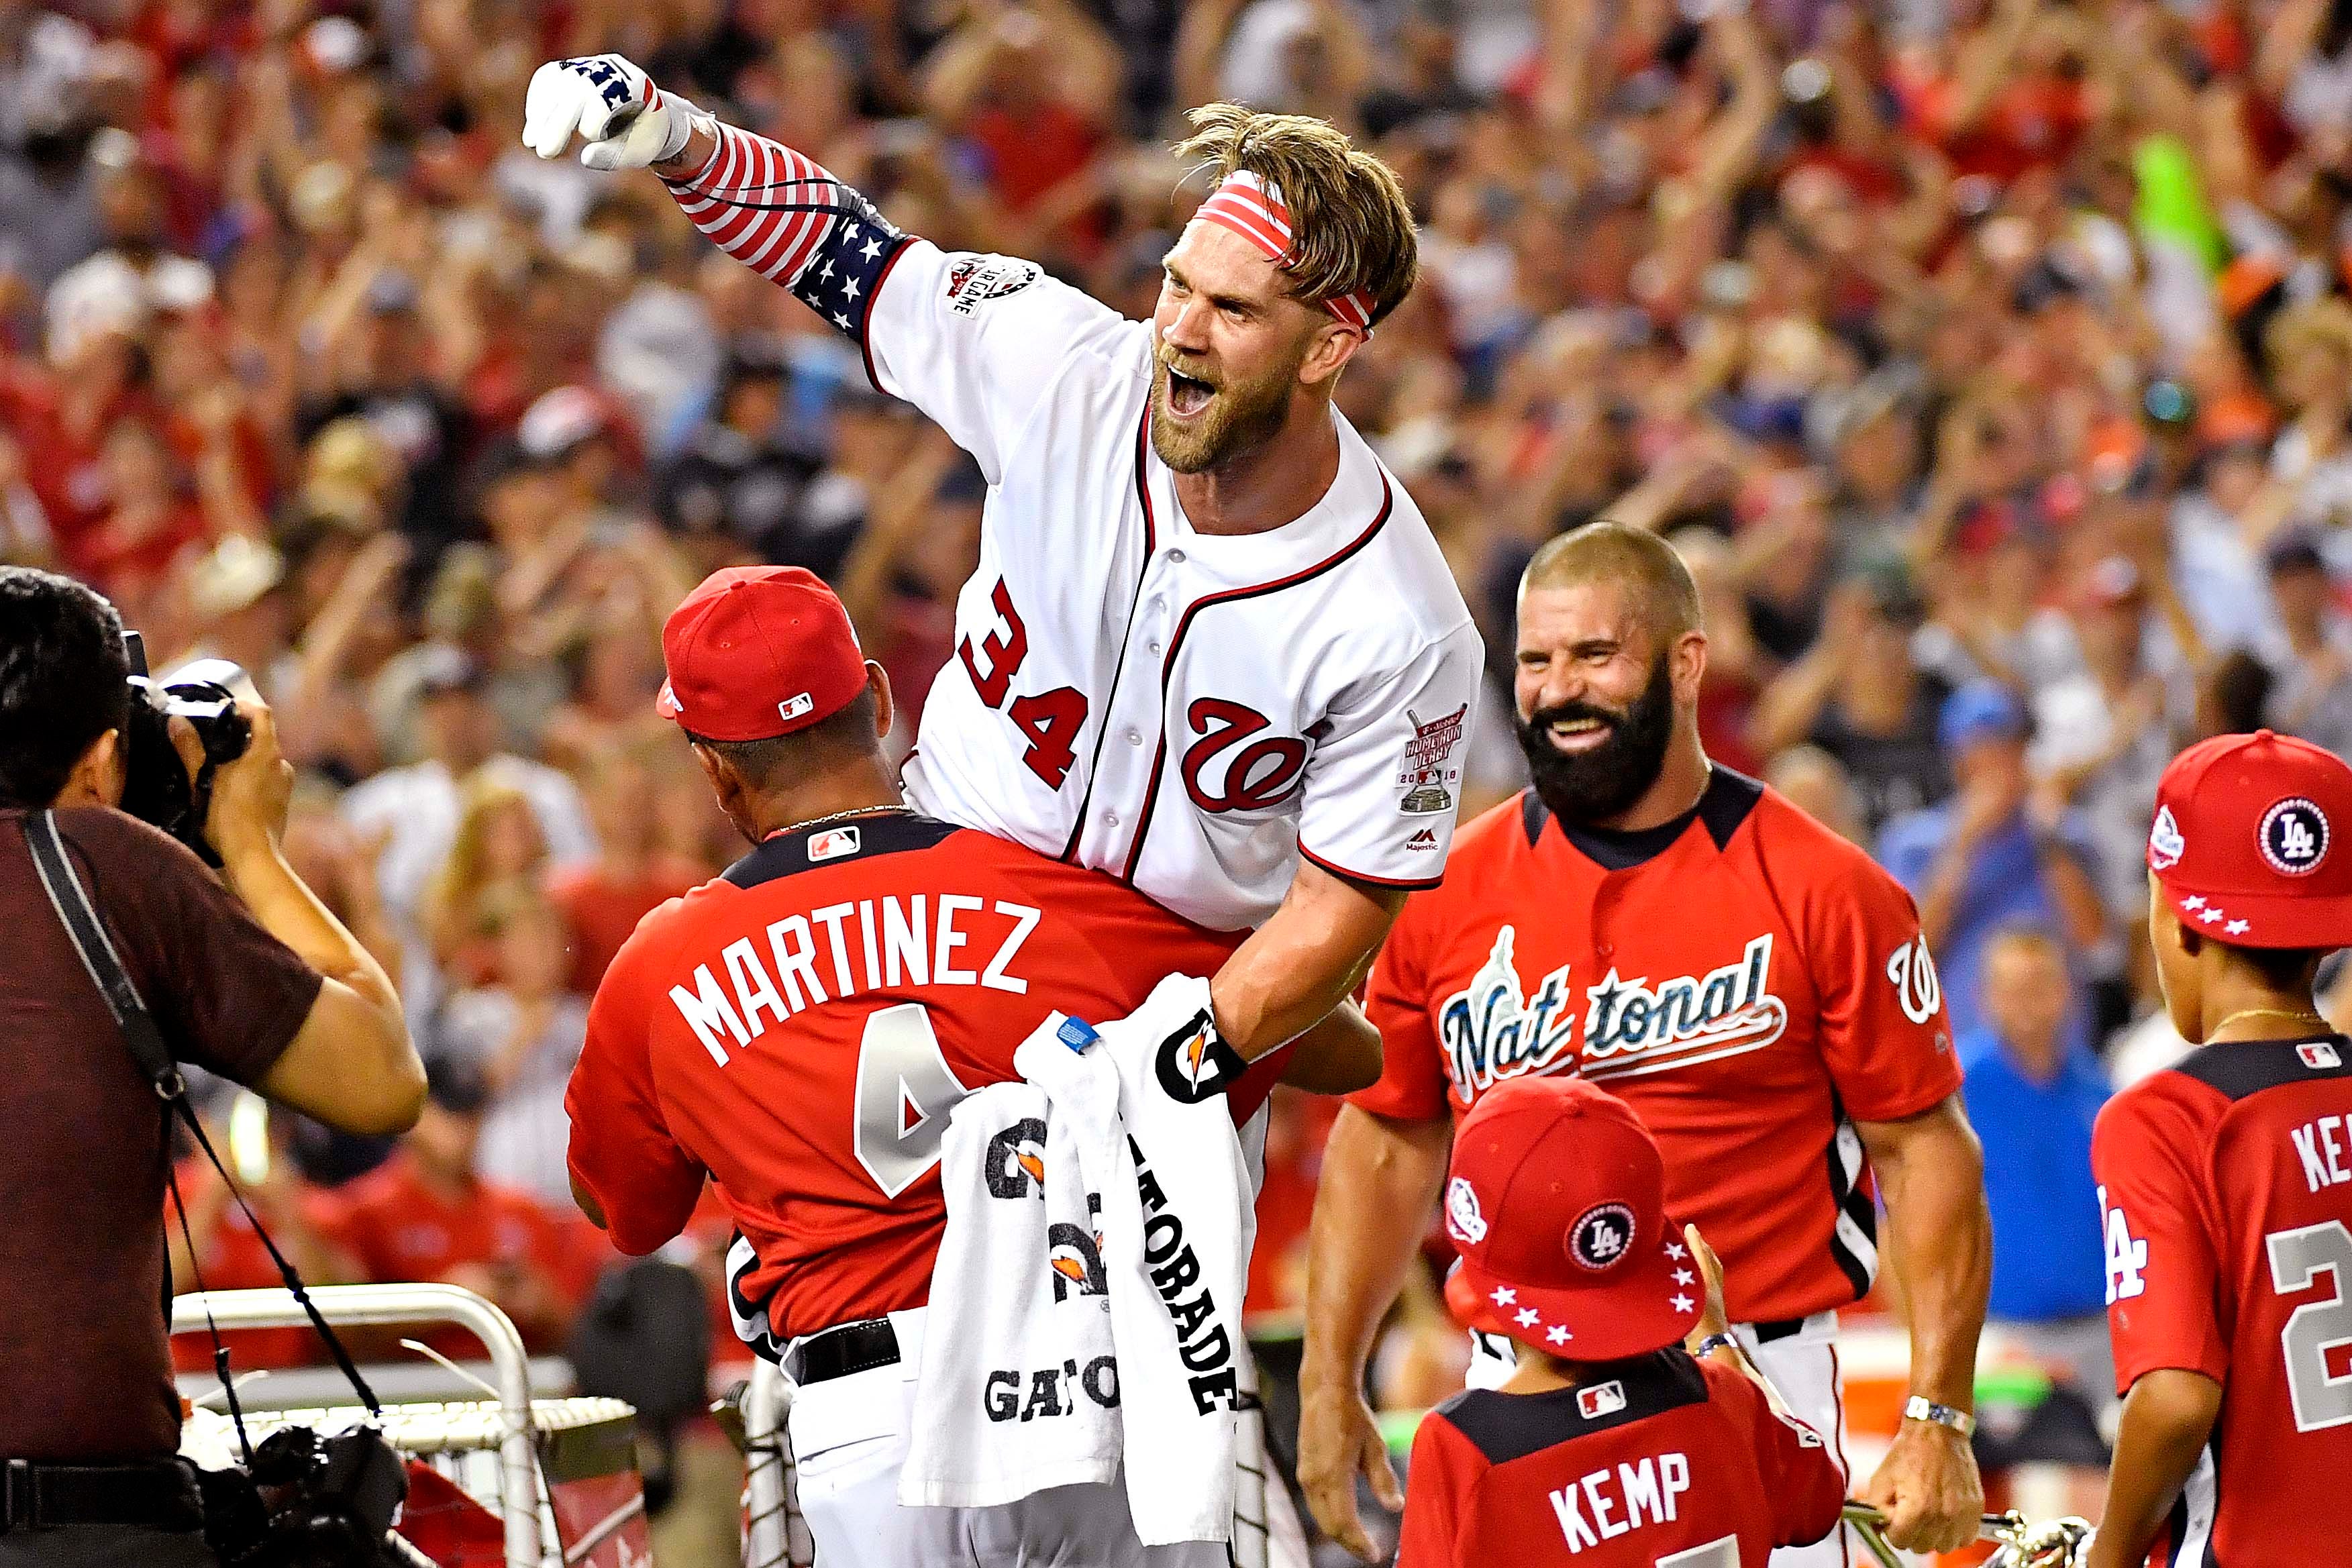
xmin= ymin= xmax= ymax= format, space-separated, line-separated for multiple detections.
xmin=2083 ymin=731 xmax=2352 ymax=1568
xmin=1396 ymin=1074 xmax=1847 ymax=1567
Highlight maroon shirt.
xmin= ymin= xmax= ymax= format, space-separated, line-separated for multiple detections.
xmin=0 ymin=807 xmax=321 ymax=1461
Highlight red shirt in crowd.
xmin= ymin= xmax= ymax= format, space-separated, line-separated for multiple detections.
xmin=1353 ymin=772 xmax=1961 ymax=1326
xmin=329 ymin=1149 xmax=597 ymax=1361
xmin=168 ymin=1162 xmax=345 ymax=1376
xmin=566 ymin=814 xmax=1277 ymax=1343
xmin=2092 ymin=1035 xmax=2352 ymax=1567
xmin=550 ymin=855 xmax=709 ymax=993
xmin=1398 ymin=1351 xmax=1846 ymax=1567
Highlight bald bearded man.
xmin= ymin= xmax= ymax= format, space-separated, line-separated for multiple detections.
xmin=1297 ymin=523 xmax=1992 ymax=1561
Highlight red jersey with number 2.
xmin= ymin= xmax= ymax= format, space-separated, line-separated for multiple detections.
xmin=566 ymin=813 xmax=1265 ymax=1341
xmin=1396 ymin=1350 xmax=1845 ymax=1567
xmin=2092 ymin=1035 xmax=2352 ymax=1567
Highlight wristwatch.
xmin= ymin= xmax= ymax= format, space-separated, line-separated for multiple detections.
xmin=1690 ymin=1332 xmax=1740 ymax=1358
xmin=1903 ymin=1396 xmax=1977 ymax=1438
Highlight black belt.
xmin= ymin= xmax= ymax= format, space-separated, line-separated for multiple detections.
xmin=788 ymin=1318 xmax=901 ymax=1386
xmin=1751 ymin=1314 xmax=1815 ymax=1345
xmin=0 ymin=1458 xmax=203 ymax=1535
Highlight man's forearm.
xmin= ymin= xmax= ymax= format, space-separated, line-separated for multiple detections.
xmin=648 ymin=111 xmax=911 ymax=344
xmin=1211 ymin=862 xmax=1403 ymax=1058
xmin=1300 ymin=1106 xmax=1451 ymax=1390
xmin=2085 ymin=1371 xmax=2223 ymax=1568
xmin=219 ymin=833 xmax=401 ymax=1021
xmin=1863 ymin=1101 xmax=1991 ymax=1409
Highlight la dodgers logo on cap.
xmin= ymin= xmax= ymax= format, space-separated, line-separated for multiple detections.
xmin=1569 ymin=1203 xmax=1636 ymax=1271
xmin=2260 ymin=797 xmax=2330 ymax=876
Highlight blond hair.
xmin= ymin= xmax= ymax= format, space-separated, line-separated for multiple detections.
xmin=1172 ymin=103 xmax=1419 ymax=327
xmin=421 ymin=774 xmax=546 ymax=962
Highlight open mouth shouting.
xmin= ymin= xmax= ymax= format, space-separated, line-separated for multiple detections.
xmin=1161 ymin=362 xmax=1217 ymax=418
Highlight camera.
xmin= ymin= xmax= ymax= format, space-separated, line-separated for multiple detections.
xmin=197 ymin=1424 xmax=411 ymax=1568
xmin=117 ymin=631 xmax=253 ymax=866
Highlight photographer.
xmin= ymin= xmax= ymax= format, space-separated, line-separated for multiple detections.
xmin=0 ymin=568 xmax=425 ymax=1567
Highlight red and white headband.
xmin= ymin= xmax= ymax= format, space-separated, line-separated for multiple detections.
xmin=1193 ymin=170 xmax=1376 ymax=334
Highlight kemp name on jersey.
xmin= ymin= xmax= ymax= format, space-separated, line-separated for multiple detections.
xmin=1360 ymin=772 xmax=1963 ymax=1324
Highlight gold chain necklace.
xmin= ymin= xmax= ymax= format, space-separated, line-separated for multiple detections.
xmin=2209 ymin=1005 xmax=2331 ymax=1041
xmin=775 ymin=804 xmax=915 ymax=837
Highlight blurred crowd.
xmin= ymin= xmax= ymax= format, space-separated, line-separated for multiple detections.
xmin=19 ymin=0 xmax=2352 ymax=1544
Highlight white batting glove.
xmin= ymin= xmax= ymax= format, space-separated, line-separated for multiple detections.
xmin=521 ymin=54 xmax=703 ymax=172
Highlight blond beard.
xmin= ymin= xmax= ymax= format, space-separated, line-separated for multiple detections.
xmin=1149 ymin=355 xmax=1304 ymax=474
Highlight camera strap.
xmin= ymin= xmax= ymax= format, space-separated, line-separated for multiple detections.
xmin=23 ymin=811 xmax=386 ymax=1425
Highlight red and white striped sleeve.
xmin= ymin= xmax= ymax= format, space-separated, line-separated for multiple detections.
xmin=659 ymin=121 xmax=911 ymax=339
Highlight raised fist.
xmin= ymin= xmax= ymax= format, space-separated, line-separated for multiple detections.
xmin=522 ymin=54 xmax=700 ymax=171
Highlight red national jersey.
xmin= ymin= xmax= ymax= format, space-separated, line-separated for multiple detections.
xmin=2092 ymin=1035 xmax=2352 ymax=1567
xmin=1397 ymin=1350 xmax=1845 ymax=1567
xmin=566 ymin=813 xmax=1260 ymax=1342
xmin=1354 ymin=775 xmax=1961 ymax=1324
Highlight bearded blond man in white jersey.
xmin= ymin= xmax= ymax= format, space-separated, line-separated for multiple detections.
xmin=525 ymin=58 xmax=1482 ymax=1069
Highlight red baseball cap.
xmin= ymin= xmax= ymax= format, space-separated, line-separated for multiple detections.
xmin=655 ymin=566 xmax=868 ymax=742
xmin=2147 ymin=729 xmax=2352 ymax=949
xmin=1440 ymin=1076 xmax=1702 ymax=1361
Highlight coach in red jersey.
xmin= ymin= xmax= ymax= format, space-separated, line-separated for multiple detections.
xmin=1300 ymin=523 xmax=1992 ymax=1561
xmin=1398 ymin=1076 xmax=1845 ymax=1568
xmin=564 ymin=566 xmax=1370 ymax=1563
xmin=2084 ymin=731 xmax=2352 ymax=1568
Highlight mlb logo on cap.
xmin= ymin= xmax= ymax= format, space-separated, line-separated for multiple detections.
xmin=2147 ymin=731 xmax=2352 ymax=949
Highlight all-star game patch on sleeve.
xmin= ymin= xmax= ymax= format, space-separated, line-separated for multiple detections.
xmin=1294 ymin=623 xmax=1484 ymax=890
xmin=660 ymin=121 xmax=910 ymax=349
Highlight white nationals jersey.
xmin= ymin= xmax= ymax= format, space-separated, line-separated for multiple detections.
xmin=861 ymin=243 xmax=1484 ymax=930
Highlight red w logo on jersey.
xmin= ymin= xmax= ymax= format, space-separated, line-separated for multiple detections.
xmin=1181 ymin=699 xmax=1308 ymax=814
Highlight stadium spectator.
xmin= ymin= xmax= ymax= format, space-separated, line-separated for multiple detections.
xmin=1880 ymin=681 xmax=2107 ymax=1038
xmin=330 ymin=1060 xmax=592 ymax=1360
xmin=1959 ymin=925 xmax=2114 ymax=1404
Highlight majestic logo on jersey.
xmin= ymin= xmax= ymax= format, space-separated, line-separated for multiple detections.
xmin=984 ymin=1118 xmax=1050 ymax=1199
xmin=1439 ymin=927 xmax=1578 ymax=1102
xmin=1408 ymin=828 xmax=1438 ymax=850
xmin=2261 ymin=797 xmax=2330 ymax=876
xmin=1569 ymin=1203 xmax=1636 ymax=1271
xmin=1398 ymin=704 xmax=1467 ymax=815
xmin=808 ymin=825 xmax=861 ymax=863
xmin=2300 ymin=1040 xmax=2343 ymax=1069
xmin=2148 ymin=804 xmax=2184 ymax=870
xmin=1580 ymin=935 xmax=1788 ymax=1082
xmin=1180 ymin=699 xmax=1309 ymax=814
xmin=943 ymin=256 xmax=1039 ymax=316
xmin=1884 ymin=934 xmax=1943 ymax=1026
xmin=1444 ymin=1177 xmax=1488 ymax=1245
xmin=1576 ymin=1381 xmax=1627 ymax=1419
